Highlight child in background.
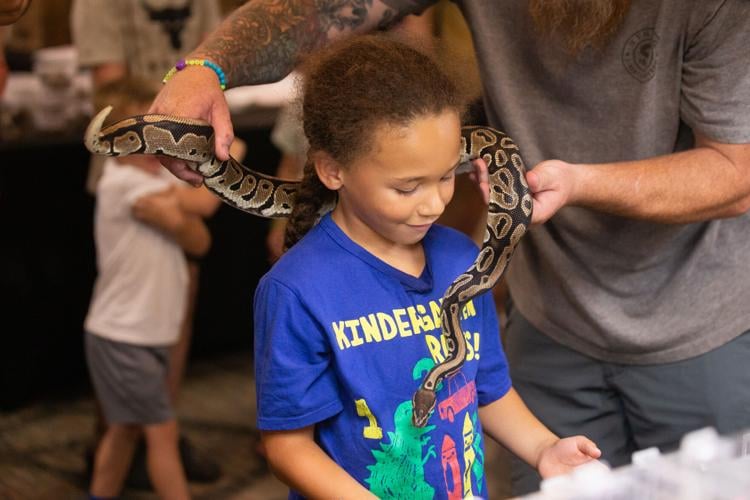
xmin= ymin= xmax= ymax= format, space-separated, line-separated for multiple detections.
xmin=84 ymin=77 xmax=211 ymax=500
xmin=253 ymin=34 xmax=601 ymax=499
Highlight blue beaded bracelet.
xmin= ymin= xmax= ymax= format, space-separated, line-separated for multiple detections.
xmin=162 ymin=58 xmax=227 ymax=90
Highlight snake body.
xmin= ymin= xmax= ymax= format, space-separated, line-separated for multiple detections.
xmin=84 ymin=107 xmax=532 ymax=427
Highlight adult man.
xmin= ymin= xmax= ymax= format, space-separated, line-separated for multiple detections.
xmin=149 ymin=0 xmax=750 ymax=495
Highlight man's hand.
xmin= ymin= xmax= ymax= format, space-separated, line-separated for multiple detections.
xmin=469 ymin=157 xmax=577 ymax=224
xmin=526 ymin=159 xmax=577 ymax=224
xmin=148 ymin=65 xmax=234 ymax=186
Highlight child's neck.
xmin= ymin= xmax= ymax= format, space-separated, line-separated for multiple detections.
xmin=331 ymin=211 xmax=426 ymax=278
xmin=368 ymin=242 xmax=425 ymax=277
xmin=389 ymin=246 xmax=426 ymax=277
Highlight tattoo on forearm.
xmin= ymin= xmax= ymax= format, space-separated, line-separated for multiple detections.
xmin=319 ymin=0 xmax=372 ymax=31
xmin=195 ymin=0 xmax=394 ymax=87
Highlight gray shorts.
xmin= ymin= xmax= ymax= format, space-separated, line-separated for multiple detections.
xmin=502 ymin=302 xmax=750 ymax=496
xmin=85 ymin=332 xmax=173 ymax=425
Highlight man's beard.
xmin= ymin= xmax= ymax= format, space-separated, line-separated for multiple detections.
xmin=529 ymin=0 xmax=632 ymax=56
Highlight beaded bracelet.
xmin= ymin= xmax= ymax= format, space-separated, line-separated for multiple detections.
xmin=162 ymin=58 xmax=227 ymax=90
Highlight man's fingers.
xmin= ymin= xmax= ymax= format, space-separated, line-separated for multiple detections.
xmin=158 ymin=156 xmax=204 ymax=187
xmin=210 ymin=101 xmax=235 ymax=161
xmin=526 ymin=169 xmax=542 ymax=193
xmin=469 ymin=158 xmax=490 ymax=204
xmin=472 ymin=158 xmax=489 ymax=184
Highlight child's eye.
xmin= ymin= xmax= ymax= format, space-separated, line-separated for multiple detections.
xmin=441 ymin=168 xmax=457 ymax=182
xmin=395 ymin=186 xmax=417 ymax=195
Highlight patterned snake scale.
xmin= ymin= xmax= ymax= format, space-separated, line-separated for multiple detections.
xmin=84 ymin=106 xmax=533 ymax=427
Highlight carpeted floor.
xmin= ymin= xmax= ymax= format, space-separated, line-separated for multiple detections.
xmin=0 ymin=353 xmax=512 ymax=499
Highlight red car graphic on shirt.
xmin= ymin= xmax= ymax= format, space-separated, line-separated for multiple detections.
xmin=437 ymin=372 xmax=476 ymax=423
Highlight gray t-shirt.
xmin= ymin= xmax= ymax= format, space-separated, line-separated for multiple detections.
xmin=71 ymin=0 xmax=221 ymax=84
xmin=400 ymin=0 xmax=750 ymax=363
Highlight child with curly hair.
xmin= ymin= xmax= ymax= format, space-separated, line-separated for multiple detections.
xmin=253 ymin=34 xmax=601 ymax=499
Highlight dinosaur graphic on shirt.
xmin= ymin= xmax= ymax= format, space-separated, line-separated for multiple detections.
xmin=365 ymin=400 xmax=437 ymax=499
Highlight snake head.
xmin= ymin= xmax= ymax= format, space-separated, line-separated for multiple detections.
xmin=412 ymin=388 xmax=436 ymax=428
xmin=84 ymin=105 xmax=114 ymax=156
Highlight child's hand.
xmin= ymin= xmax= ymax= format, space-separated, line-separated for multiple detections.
xmin=132 ymin=187 xmax=185 ymax=233
xmin=537 ymin=436 xmax=602 ymax=479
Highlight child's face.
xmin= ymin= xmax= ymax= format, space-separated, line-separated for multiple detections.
xmin=334 ymin=110 xmax=461 ymax=250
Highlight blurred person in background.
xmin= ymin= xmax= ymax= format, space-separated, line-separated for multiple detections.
xmin=71 ymin=0 xmax=224 ymax=486
xmin=85 ymin=76 xmax=211 ymax=500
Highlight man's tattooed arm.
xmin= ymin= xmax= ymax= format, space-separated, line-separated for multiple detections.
xmin=190 ymin=0 xmax=430 ymax=87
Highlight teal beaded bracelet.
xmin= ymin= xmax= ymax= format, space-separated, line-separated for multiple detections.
xmin=162 ymin=58 xmax=227 ymax=90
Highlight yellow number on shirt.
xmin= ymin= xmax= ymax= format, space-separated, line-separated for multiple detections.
xmin=355 ymin=399 xmax=383 ymax=439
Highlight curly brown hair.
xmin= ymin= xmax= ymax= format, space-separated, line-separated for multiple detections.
xmin=283 ymin=33 xmax=469 ymax=250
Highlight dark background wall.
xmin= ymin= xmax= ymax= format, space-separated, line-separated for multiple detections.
xmin=0 ymin=126 xmax=280 ymax=410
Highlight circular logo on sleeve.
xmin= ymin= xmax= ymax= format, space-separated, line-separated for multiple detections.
xmin=622 ymin=28 xmax=659 ymax=82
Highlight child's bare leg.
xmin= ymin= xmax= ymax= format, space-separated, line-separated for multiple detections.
xmin=144 ymin=419 xmax=190 ymax=500
xmin=90 ymin=423 xmax=140 ymax=496
xmin=167 ymin=261 xmax=200 ymax=403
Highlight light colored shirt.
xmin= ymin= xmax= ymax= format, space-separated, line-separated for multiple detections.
xmin=85 ymin=159 xmax=188 ymax=346
xmin=71 ymin=0 xmax=221 ymax=83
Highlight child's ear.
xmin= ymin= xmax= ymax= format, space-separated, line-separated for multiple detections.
xmin=313 ymin=152 xmax=344 ymax=191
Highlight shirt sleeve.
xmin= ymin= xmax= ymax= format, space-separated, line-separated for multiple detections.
xmin=474 ymin=290 xmax=511 ymax=406
xmin=680 ymin=0 xmax=750 ymax=143
xmin=254 ymin=276 xmax=344 ymax=430
xmin=71 ymin=0 xmax=125 ymax=68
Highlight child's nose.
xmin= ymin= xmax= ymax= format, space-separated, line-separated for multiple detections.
xmin=418 ymin=188 xmax=446 ymax=217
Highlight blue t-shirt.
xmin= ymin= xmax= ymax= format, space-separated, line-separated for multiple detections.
xmin=254 ymin=213 xmax=511 ymax=499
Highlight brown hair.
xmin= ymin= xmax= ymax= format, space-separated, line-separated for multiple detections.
xmin=93 ymin=76 xmax=160 ymax=124
xmin=283 ymin=33 xmax=468 ymax=250
xmin=529 ymin=0 xmax=631 ymax=56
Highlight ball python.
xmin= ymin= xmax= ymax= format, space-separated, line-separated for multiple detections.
xmin=84 ymin=106 xmax=533 ymax=428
